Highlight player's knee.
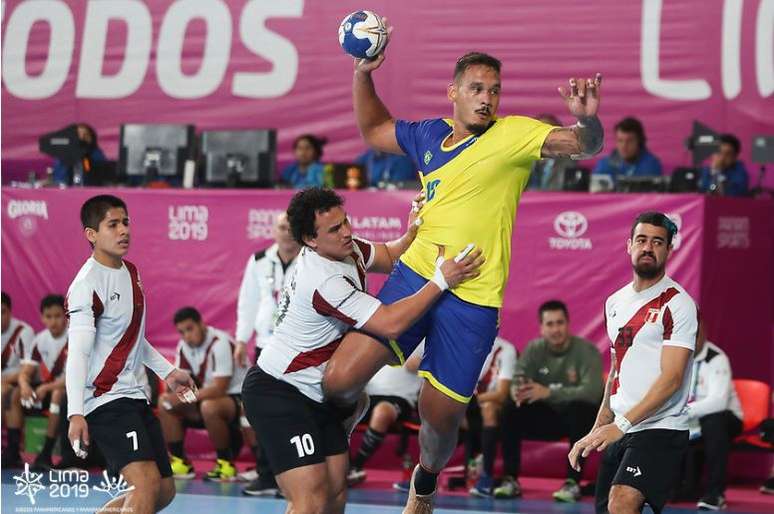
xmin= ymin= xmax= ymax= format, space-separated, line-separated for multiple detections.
xmin=480 ymin=402 xmax=501 ymax=426
xmin=199 ymin=399 xmax=218 ymax=419
xmin=371 ymin=403 xmax=397 ymax=430
xmin=291 ymin=489 xmax=329 ymax=514
xmin=608 ymin=487 xmax=640 ymax=514
xmin=155 ymin=478 xmax=176 ymax=511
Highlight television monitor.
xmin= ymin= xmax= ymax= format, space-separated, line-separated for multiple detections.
xmin=562 ymin=167 xmax=590 ymax=192
xmin=670 ymin=167 xmax=700 ymax=193
xmin=119 ymin=124 xmax=195 ymax=183
xmin=200 ymin=129 xmax=276 ymax=187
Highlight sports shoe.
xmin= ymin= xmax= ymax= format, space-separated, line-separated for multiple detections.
xmin=697 ymin=495 xmax=727 ymax=510
xmin=553 ymin=479 xmax=581 ymax=503
xmin=237 ymin=466 xmax=258 ymax=482
xmin=169 ymin=455 xmax=196 ymax=479
xmin=469 ymin=473 xmax=494 ymax=497
xmin=342 ymin=392 xmax=370 ymax=439
xmin=402 ymin=464 xmax=435 ymax=514
xmin=347 ymin=466 xmax=367 ymax=486
xmin=393 ymin=479 xmax=411 ymax=493
xmin=493 ymin=476 xmax=522 ymax=499
xmin=761 ymin=477 xmax=774 ymax=494
xmin=204 ymin=459 xmax=237 ymax=482
xmin=242 ymin=477 xmax=281 ymax=497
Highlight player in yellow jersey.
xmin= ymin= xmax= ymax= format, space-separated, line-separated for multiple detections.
xmin=323 ymin=27 xmax=604 ymax=512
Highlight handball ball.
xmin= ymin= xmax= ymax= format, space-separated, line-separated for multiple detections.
xmin=338 ymin=10 xmax=388 ymax=59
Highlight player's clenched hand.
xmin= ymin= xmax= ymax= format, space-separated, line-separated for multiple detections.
xmin=438 ymin=245 xmax=484 ymax=289
xmin=68 ymin=415 xmax=90 ymax=459
xmin=407 ymin=190 xmax=426 ymax=236
xmin=353 ymin=20 xmax=392 ymax=74
xmin=165 ymin=368 xmax=197 ymax=403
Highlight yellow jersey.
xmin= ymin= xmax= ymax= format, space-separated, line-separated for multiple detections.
xmin=395 ymin=115 xmax=554 ymax=307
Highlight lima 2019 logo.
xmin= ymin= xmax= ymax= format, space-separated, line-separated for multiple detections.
xmin=13 ymin=463 xmax=134 ymax=505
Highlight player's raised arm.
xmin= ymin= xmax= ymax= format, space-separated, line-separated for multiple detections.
xmin=542 ymin=74 xmax=604 ymax=160
xmin=352 ymin=23 xmax=402 ymax=154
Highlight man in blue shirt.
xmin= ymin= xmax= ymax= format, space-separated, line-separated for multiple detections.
xmin=593 ymin=117 xmax=662 ymax=182
xmin=355 ymin=149 xmax=416 ymax=186
xmin=698 ymin=134 xmax=749 ymax=197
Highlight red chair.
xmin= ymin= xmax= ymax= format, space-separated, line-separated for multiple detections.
xmin=732 ymin=378 xmax=773 ymax=449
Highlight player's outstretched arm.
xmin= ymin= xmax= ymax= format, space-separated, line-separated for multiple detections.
xmin=542 ymin=74 xmax=604 ymax=160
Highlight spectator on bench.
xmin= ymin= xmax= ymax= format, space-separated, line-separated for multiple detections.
xmin=281 ymin=134 xmax=327 ymax=189
xmin=1 ymin=291 xmax=40 ymax=468
xmin=495 ymin=300 xmax=603 ymax=502
xmin=159 ymin=307 xmax=247 ymax=481
xmin=698 ymin=133 xmax=750 ymax=197
xmin=466 ymin=336 xmax=517 ymax=497
xmin=593 ymin=117 xmax=662 ymax=184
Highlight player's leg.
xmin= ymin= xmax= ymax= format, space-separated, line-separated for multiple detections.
xmin=349 ymin=398 xmax=400 ymax=483
xmin=275 ymin=463 xmax=334 ymax=514
xmin=200 ymin=396 xmax=239 ymax=481
xmin=470 ymin=399 xmax=502 ymax=496
xmin=157 ymin=391 xmax=197 ymax=477
xmin=34 ymin=388 xmax=64 ymax=469
xmin=3 ymin=385 xmax=25 ymax=466
xmin=325 ymin=452 xmax=350 ymax=514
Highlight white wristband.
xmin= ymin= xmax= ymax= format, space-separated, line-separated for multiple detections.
xmin=614 ymin=415 xmax=632 ymax=434
xmin=430 ymin=256 xmax=449 ymax=291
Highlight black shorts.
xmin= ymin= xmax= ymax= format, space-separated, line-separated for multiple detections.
xmin=241 ymin=366 xmax=348 ymax=475
xmin=87 ymin=398 xmax=172 ymax=479
xmin=367 ymin=395 xmax=413 ymax=423
xmin=595 ymin=428 xmax=689 ymax=514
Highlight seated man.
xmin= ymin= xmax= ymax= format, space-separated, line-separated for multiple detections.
xmin=698 ymin=134 xmax=750 ymax=197
xmin=593 ymin=117 xmax=662 ymax=183
xmin=347 ymin=348 xmax=422 ymax=485
xmin=466 ymin=336 xmax=517 ymax=497
xmin=496 ymin=300 xmax=603 ymax=502
xmin=158 ymin=307 xmax=247 ymax=481
xmin=678 ymin=321 xmax=743 ymax=511
xmin=1 ymin=292 xmax=43 ymax=468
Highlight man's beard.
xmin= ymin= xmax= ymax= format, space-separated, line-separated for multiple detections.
xmin=633 ymin=260 xmax=665 ymax=280
xmin=465 ymin=122 xmax=490 ymax=136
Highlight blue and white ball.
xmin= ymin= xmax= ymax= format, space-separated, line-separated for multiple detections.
xmin=338 ymin=10 xmax=388 ymax=59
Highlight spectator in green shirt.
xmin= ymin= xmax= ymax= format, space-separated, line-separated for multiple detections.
xmin=493 ymin=300 xmax=603 ymax=502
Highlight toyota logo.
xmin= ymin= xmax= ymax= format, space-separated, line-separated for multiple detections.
xmin=554 ymin=211 xmax=588 ymax=238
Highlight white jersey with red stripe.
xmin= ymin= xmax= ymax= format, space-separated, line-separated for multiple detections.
xmin=175 ymin=326 xmax=246 ymax=395
xmin=258 ymin=238 xmax=381 ymax=402
xmin=66 ymin=257 xmax=150 ymax=415
xmin=605 ymin=275 xmax=698 ymax=432
xmin=22 ymin=329 xmax=68 ymax=383
xmin=476 ymin=337 xmax=517 ymax=393
xmin=2 ymin=318 xmax=35 ymax=376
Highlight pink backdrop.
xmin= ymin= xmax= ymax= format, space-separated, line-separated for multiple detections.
xmin=3 ymin=188 xmax=771 ymax=383
xmin=2 ymin=0 xmax=773 ymax=185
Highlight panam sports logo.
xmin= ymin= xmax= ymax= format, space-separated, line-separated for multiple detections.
xmin=549 ymin=211 xmax=592 ymax=250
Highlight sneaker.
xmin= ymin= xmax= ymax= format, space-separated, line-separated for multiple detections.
xmin=237 ymin=466 xmax=258 ymax=482
xmin=402 ymin=464 xmax=435 ymax=514
xmin=469 ymin=474 xmax=494 ymax=497
xmin=204 ymin=459 xmax=237 ymax=482
xmin=761 ymin=477 xmax=774 ymax=494
xmin=494 ymin=476 xmax=522 ymax=499
xmin=32 ymin=454 xmax=53 ymax=472
xmin=242 ymin=477 xmax=281 ymax=497
xmin=169 ymin=455 xmax=196 ymax=479
xmin=393 ymin=480 xmax=411 ymax=493
xmin=347 ymin=467 xmax=367 ymax=486
xmin=342 ymin=393 xmax=370 ymax=439
xmin=553 ymin=479 xmax=581 ymax=503
xmin=697 ymin=495 xmax=727 ymax=510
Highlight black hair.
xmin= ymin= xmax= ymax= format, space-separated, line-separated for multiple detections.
xmin=77 ymin=123 xmax=99 ymax=150
xmin=718 ymin=133 xmax=741 ymax=155
xmin=80 ymin=195 xmax=127 ymax=230
xmin=40 ymin=294 xmax=65 ymax=313
xmin=630 ymin=211 xmax=678 ymax=246
xmin=173 ymin=306 xmax=201 ymax=325
xmin=538 ymin=300 xmax=569 ymax=322
xmin=1 ymin=291 xmax=10 ymax=309
xmin=293 ymin=134 xmax=328 ymax=161
xmin=454 ymin=52 xmax=502 ymax=82
xmin=614 ymin=117 xmax=647 ymax=149
xmin=286 ymin=187 xmax=344 ymax=246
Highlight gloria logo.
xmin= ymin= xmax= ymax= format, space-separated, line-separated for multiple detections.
xmin=549 ymin=211 xmax=592 ymax=250
xmin=7 ymin=199 xmax=48 ymax=237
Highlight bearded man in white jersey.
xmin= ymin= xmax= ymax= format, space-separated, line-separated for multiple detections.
xmin=568 ymin=211 xmax=698 ymax=514
xmin=242 ymin=187 xmax=483 ymax=514
xmin=66 ymin=195 xmax=197 ymax=514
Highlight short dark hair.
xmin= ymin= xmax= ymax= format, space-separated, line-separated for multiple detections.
xmin=718 ymin=133 xmax=741 ymax=155
xmin=40 ymin=294 xmax=65 ymax=313
xmin=454 ymin=52 xmax=501 ymax=82
xmin=1 ymin=291 xmax=10 ymax=309
xmin=630 ymin=211 xmax=677 ymax=246
xmin=614 ymin=116 xmax=646 ymax=149
xmin=293 ymin=134 xmax=327 ymax=161
xmin=286 ymin=187 xmax=344 ymax=246
xmin=538 ymin=300 xmax=569 ymax=322
xmin=80 ymin=195 xmax=127 ymax=230
xmin=173 ymin=306 xmax=201 ymax=325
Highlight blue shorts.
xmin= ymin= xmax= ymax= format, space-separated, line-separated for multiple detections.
xmin=376 ymin=261 xmax=499 ymax=403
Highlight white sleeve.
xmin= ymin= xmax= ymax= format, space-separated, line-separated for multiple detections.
xmin=353 ymin=237 xmax=376 ymax=270
xmin=235 ymin=255 xmax=260 ymax=343
xmin=210 ymin=339 xmax=234 ymax=378
xmin=142 ymin=338 xmax=174 ymax=379
xmin=497 ymin=343 xmax=517 ymax=381
xmin=65 ymin=329 xmax=96 ymax=418
xmin=67 ymin=280 xmax=98 ymax=334
xmin=662 ymin=294 xmax=698 ymax=350
xmin=688 ymin=353 xmax=733 ymax=419
xmin=313 ymin=275 xmax=381 ymax=329
xmin=21 ymin=331 xmax=41 ymax=366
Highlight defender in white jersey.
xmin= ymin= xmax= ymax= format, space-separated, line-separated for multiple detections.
xmin=569 ymin=212 xmax=698 ymax=514
xmin=159 ymin=307 xmax=247 ymax=481
xmin=242 ymin=188 xmax=482 ymax=514
xmin=65 ymin=195 xmax=196 ymax=514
